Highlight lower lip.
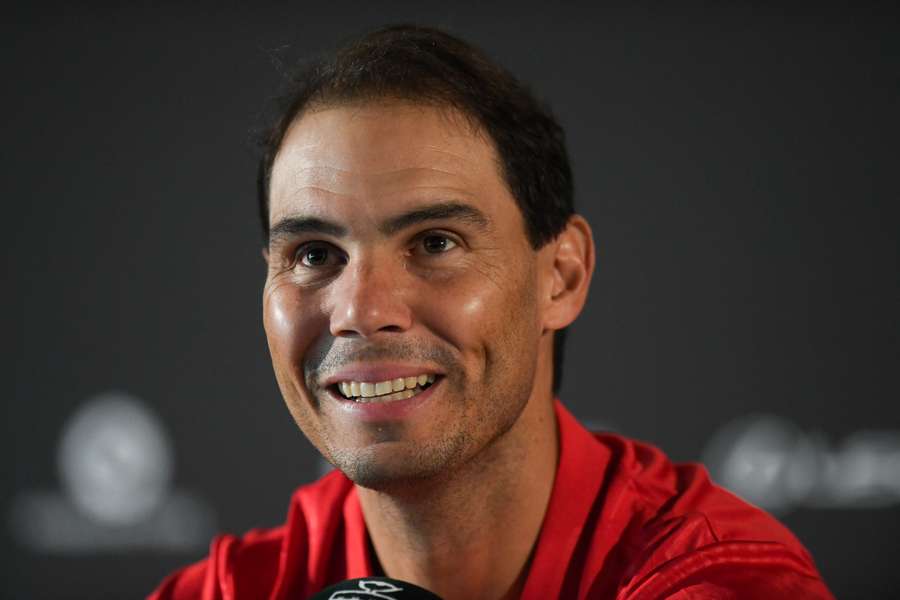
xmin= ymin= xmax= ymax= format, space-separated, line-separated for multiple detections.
xmin=331 ymin=378 xmax=442 ymax=421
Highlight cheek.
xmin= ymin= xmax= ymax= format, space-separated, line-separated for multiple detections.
xmin=461 ymin=295 xmax=485 ymax=319
xmin=418 ymin=278 xmax=491 ymax=342
xmin=416 ymin=264 xmax=539 ymax=357
xmin=263 ymin=282 xmax=323 ymax=379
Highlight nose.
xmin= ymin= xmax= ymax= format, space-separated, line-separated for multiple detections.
xmin=328 ymin=258 xmax=413 ymax=338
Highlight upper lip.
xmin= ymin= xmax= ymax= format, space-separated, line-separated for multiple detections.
xmin=321 ymin=363 xmax=444 ymax=388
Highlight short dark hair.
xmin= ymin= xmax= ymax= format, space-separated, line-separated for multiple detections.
xmin=257 ymin=24 xmax=574 ymax=393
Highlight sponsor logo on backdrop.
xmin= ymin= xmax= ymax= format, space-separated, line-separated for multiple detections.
xmin=8 ymin=391 xmax=216 ymax=553
xmin=703 ymin=414 xmax=900 ymax=514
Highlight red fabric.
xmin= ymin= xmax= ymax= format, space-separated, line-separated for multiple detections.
xmin=149 ymin=401 xmax=834 ymax=599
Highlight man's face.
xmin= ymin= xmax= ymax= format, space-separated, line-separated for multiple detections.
xmin=263 ymin=101 xmax=548 ymax=488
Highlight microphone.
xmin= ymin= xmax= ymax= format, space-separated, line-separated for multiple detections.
xmin=309 ymin=577 xmax=444 ymax=600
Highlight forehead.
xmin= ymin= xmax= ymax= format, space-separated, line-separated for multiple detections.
xmin=268 ymin=102 xmax=518 ymax=226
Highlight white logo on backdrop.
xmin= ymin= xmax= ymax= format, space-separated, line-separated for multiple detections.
xmin=702 ymin=414 xmax=900 ymax=514
xmin=9 ymin=391 xmax=216 ymax=553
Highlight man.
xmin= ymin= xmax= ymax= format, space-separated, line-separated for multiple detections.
xmin=151 ymin=25 xmax=833 ymax=599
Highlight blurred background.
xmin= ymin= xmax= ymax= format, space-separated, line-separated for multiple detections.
xmin=4 ymin=2 xmax=898 ymax=598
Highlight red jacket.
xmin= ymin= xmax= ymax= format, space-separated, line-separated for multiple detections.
xmin=150 ymin=401 xmax=833 ymax=599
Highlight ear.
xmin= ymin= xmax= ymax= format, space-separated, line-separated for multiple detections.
xmin=261 ymin=247 xmax=270 ymax=264
xmin=539 ymin=214 xmax=595 ymax=332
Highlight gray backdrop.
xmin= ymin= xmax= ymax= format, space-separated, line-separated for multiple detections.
xmin=5 ymin=3 xmax=898 ymax=598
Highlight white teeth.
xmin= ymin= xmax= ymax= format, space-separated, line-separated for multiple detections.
xmin=335 ymin=373 xmax=437 ymax=401
xmin=354 ymin=388 xmax=416 ymax=403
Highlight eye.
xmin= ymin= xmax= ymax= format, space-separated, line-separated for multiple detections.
xmin=420 ymin=234 xmax=458 ymax=254
xmin=296 ymin=242 xmax=344 ymax=268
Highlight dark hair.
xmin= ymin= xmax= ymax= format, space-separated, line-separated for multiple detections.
xmin=257 ymin=24 xmax=574 ymax=393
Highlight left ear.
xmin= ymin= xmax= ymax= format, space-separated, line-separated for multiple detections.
xmin=538 ymin=214 xmax=595 ymax=332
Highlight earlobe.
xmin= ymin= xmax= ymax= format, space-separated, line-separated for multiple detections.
xmin=542 ymin=215 xmax=595 ymax=331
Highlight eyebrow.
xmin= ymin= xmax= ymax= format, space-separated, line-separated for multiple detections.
xmin=268 ymin=201 xmax=491 ymax=246
xmin=379 ymin=201 xmax=490 ymax=235
xmin=268 ymin=217 xmax=347 ymax=246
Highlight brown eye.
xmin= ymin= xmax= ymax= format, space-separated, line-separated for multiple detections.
xmin=421 ymin=234 xmax=457 ymax=254
xmin=297 ymin=243 xmax=343 ymax=267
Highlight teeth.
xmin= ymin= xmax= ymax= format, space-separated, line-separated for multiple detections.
xmin=334 ymin=373 xmax=437 ymax=401
xmin=355 ymin=388 xmax=416 ymax=403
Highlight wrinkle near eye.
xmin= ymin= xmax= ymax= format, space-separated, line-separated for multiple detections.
xmin=472 ymin=260 xmax=507 ymax=292
xmin=267 ymin=249 xmax=297 ymax=274
xmin=461 ymin=243 xmax=508 ymax=291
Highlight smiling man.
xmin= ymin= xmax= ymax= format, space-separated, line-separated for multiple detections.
xmin=151 ymin=25 xmax=833 ymax=599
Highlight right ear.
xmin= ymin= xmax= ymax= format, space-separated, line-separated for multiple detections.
xmin=262 ymin=247 xmax=270 ymax=264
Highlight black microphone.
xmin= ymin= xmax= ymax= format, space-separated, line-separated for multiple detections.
xmin=309 ymin=577 xmax=444 ymax=600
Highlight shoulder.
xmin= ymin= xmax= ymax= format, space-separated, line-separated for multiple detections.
xmin=589 ymin=433 xmax=834 ymax=599
xmin=595 ymin=433 xmax=808 ymax=551
xmin=147 ymin=471 xmax=354 ymax=600
xmin=612 ymin=540 xmax=834 ymax=599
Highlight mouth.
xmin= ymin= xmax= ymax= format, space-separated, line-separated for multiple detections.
xmin=330 ymin=373 xmax=439 ymax=404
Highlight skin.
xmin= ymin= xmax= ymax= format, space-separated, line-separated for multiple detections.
xmin=263 ymin=100 xmax=594 ymax=599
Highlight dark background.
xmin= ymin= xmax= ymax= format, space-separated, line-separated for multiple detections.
xmin=4 ymin=2 xmax=898 ymax=598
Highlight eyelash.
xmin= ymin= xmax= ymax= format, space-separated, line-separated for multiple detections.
xmin=291 ymin=231 xmax=462 ymax=269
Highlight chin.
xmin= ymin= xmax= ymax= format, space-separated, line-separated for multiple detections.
xmin=328 ymin=432 xmax=474 ymax=492
xmin=336 ymin=455 xmax=442 ymax=492
xmin=344 ymin=465 xmax=430 ymax=492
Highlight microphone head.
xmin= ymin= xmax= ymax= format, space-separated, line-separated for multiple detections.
xmin=310 ymin=577 xmax=444 ymax=600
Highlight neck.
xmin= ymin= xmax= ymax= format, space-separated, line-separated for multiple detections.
xmin=356 ymin=392 xmax=559 ymax=600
